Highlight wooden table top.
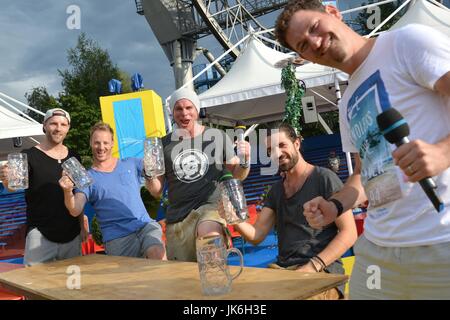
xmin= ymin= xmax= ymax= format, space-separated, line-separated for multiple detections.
xmin=0 ymin=254 xmax=347 ymax=300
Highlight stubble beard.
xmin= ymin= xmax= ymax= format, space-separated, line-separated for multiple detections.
xmin=280 ymin=152 xmax=299 ymax=172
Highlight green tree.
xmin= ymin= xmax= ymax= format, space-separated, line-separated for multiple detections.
xmin=26 ymin=33 xmax=130 ymax=160
xmin=118 ymin=70 xmax=132 ymax=94
xmin=25 ymin=86 xmax=59 ymax=122
xmin=58 ymin=32 xmax=122 ymax=108
xmin=301 ymin=110 xmax=340 ymax=138
xmin=352 ymin=0 xmax=405 ymax=35
xmin=58 ymin=94 xmax=100 ymax=162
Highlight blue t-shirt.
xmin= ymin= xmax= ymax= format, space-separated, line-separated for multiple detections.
xmin=77 ymin=158 xmax=151 ymax=242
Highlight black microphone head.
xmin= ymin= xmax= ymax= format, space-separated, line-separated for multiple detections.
xmin=376 ymin=108 xmax=410 ymax=144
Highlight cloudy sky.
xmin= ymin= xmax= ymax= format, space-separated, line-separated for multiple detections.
xmin=0 ymin=0 xmax=203 ymax=103
xmin=2 ymin=0 xmax=448 ymax=106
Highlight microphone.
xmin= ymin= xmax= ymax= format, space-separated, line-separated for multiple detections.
xmin=376 ymin=108 xmax=444 ymax=213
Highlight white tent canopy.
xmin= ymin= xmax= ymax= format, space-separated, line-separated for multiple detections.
xmin=0 ymin=94 xmax=44 ymax=161
xmin=390 ymin=0 xmax=450 ymax=36
xmin=197 ymin=0 xmax=449 ymax=127
xmin=198 ymin=35 xmax=348 ymax=126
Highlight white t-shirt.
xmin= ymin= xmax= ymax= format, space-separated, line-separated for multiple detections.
xmin=340 ymin=24 xmax=450 ymax=247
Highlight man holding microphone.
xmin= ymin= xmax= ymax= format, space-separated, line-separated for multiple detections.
xmin=275 ymin=0 xmax=450 ymax=299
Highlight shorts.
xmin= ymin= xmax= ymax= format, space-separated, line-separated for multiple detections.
xmin=104 ymin=221 xmax=164 ymax=258
xmin=349 ymin=235 xmax=450 ymax=300
xmin=24 ymin=228 xmax=81 ymax=266
xmin=165 ymin=203 xmax=230 ymax=262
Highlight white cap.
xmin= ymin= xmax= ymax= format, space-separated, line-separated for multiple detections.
xmin=168 ymin=88 xmax=200 ymax=115
xmin=43 ymin=108 xmax=71 ymax=124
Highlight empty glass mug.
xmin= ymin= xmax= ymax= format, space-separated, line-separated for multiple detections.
xmin=219 ymin=174 xmax=249 ymax=225
xmin=196 ymin=235 xmax=244 ymax=296
xmin=143 ymin=137 xmax=165 ymax=177
xmin=7 ymin=153 xmax=28 ymax=190
xmin=62 ymin=157 xmax=93 ymax=189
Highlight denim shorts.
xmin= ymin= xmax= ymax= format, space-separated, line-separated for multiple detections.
xmin=104 ymin=221 xmax=163 ymax=258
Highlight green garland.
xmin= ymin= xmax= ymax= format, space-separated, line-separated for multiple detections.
xmin=281 ymin=63 xmax=305 ymax=135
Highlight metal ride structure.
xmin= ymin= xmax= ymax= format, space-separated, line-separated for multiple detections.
xmin=134 ymin=0 xmax=288 ymax=89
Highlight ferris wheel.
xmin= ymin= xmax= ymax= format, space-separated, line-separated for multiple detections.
xmin=135 ymin=0 xmax=288 ymax=88
xmin=136 ymin=0 xmax=287 ymax=57
xmin=190 ymin=0 xmax=288 ymax=58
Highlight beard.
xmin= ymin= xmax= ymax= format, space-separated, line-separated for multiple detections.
xmin=327 ymin=33 xmax=347 ymax=63
xmin=279 ymin=152 xmax=299 ymax=172
xmin=47 ymin=132 xmax=65 ymax=145
xmin=329 ymin=44 xmax=346 ymax=63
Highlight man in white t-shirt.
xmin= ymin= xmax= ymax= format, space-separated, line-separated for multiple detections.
xmin=275 ymin=1 xmax=450 ymax=299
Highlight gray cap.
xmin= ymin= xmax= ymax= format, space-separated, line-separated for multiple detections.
xmin=168 ymin=88 xmax=200 ymax=114
xmin=43 ymin=108 xmax=71 ymax=124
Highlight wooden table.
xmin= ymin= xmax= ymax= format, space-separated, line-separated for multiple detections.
xmin=0 ymin=254 xmax=347 ymax=300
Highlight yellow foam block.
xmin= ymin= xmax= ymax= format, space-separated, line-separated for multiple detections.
xmin=99 ymin=90 xmax=166 ymax=158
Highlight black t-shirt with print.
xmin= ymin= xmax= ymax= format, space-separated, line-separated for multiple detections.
xmin=24 ymin=147 xmax=81 ymax=243
xmin=162 ymin=128 xmax=235 ymax=224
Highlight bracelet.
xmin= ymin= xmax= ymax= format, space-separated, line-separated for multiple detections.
xmin=310 ymin=257 xmax=325 ymax=272
xmin=328 ymin=198 xmax=344 ymax=217
xmin=313 ymin=255 xmax=327 ymax=270
xmin=309 ymin=258 xmax=321 ymax=272
xmin=144 ymin=173 xmax=155 ymax=180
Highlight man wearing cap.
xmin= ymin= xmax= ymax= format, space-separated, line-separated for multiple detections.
xmin=0 ymin=108 xmax=87 ymax=266
xmin=146 ymin=88 xmax=251 ymax=262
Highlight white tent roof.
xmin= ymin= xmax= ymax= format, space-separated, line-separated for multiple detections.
xmin=0 ymin=103 xmax=44 ymax=161
xmin=390 ymin=0 xmax=450 ymax=36
xmin=197 ymin=0 xmax=450 ymax=126
xmin=198 ymin=35 xmax=348 ymax=125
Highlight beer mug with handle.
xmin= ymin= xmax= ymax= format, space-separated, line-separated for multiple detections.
xmin=219 ymin=173 xmax=249 ymax=225
xmin=196 ymin=235 xmax=243 ymax=296
xmin=62 ymin=157 xmax=93 ymax=189
xmin=143 ymin=137 xmax=165 ymax=177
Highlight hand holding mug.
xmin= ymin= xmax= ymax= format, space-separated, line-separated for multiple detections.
xmin=59 ymin=171 xmax=75 ymax=192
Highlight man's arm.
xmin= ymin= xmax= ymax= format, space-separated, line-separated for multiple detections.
xmin=233 ymin=207 xmax=275 ymax=245
xmin=59 ymin=174 xmax=87 ymax=217
xmin=79 ymin=214 xmax=89 ymax=242
xmin=434 ymin=71 xmax=450 ymax=97
xmin=225 ymin=159 xmax=250 ymax=181
xmin=303 ymin=154 xmax=367 ymax=229
xmin=218 ymin=200 xmax=275 ymax=245
xmin=390 ymin=71 xmax=450 ymax=183
xmin=225 ymin=140 xmax=251 ymax=181
xmin=392 ymin=135 xmax=450 ymax=183
xmin=145 ymin=175 xmax=165 ymax=199
xmin=305 ymin=210 xmax=358 ymax=272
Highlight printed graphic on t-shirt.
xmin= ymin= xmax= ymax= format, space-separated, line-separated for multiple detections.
xmin=173 ymin=149 xmax=209 ymax=183
xmin=347 ymin=70 xmax=404 ymax=208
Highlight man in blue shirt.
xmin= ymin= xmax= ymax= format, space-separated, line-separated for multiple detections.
xmin=59 ymin=122 xmax=166 ymax=259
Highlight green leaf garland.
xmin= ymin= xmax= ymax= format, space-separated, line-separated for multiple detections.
xmin=281 ymin=63 xmax=305 ymax=135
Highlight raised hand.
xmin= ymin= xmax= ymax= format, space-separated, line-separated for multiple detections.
xmin=59 ymin=171 xmax=75 ymax=192
xmin=303 ymin=196 xmax=338 ymax=229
